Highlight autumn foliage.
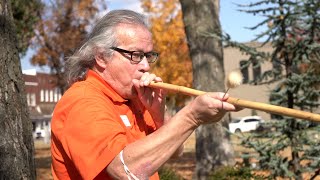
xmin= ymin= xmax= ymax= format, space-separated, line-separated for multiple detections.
xmin=11 ymin=0 xmax=42 ymax=56
xmin=31 ymin=0 xmax=106 ymax=92
xmin=142 ymin=0 xmax=192 ymax=107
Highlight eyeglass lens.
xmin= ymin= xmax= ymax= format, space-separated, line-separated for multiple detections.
xmin=131 ymin=52 xmax=157 ymax=63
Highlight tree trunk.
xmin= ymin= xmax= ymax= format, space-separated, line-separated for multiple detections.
xmin=284 ymin=41 xmax=302 ymax=179
xmin=179 ymin=0 xmax=235 ymax=179
xmin=0 ymin=1 xmax=36 ymax=179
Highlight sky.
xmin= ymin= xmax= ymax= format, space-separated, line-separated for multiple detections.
xmin=21 ymin=0 xmax=266 ymax=72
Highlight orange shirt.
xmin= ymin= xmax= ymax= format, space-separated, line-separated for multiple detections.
xmin=51 ymin=70 xmax=159 ymax=180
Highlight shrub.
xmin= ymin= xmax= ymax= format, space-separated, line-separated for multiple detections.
xmin=159 ymin=166 xmax=183 ymax=180
xmin=209 ymin=166 xmax=266 ymax=180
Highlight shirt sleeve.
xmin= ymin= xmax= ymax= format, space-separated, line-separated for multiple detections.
xmin=62 ymin=96 xmax=127 ymax=180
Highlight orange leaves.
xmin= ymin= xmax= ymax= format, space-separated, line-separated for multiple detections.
xmin=31 ymin=0 xmax=106 ymax=90
xmin=142 ymin=0 xmax=192 ymax=107
xmin=31 ymin=49 xmax=48 ymax=66
xmin=143 ymin=0 xmax=192 ymax=88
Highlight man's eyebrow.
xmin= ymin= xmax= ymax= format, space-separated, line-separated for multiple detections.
xmin=133 ymin=48 xmax=145 ymax=52
xmin=127 ymin=47 xmax=154 ymax=53
xmin=138 ymin=49 xmax=156 ymax=53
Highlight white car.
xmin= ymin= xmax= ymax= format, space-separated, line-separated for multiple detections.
xmin=229 ymin=116 xmax=265 ymax=133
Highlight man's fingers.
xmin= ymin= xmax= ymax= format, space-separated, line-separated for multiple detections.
xmin=204 ymin=93 xmax=237 ymax=111
xmin=140 ymin=73 xmax=157 ymax=86
xmin=154 ymin=77 xmax=163 ymax=82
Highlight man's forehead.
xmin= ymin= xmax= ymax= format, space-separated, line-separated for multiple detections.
xmin=115 ymin=24 xmax=153 ymax=49
xmin=116 ymin=23 xmax=150 ymax=36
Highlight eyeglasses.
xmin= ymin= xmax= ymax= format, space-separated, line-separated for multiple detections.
xmin=110 ymin=47 xmax=159 ymax=64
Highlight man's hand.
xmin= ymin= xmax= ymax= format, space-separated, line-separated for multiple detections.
xmin=132 ymin=72 xmax=167 ymax=127
xmin=181 ymin=92 xmax=238 ymax=127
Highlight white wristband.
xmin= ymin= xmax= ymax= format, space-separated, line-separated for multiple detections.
xmin=120 ymin=150 xmax=140 ymax=180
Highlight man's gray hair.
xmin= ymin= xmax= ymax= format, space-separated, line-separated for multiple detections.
xmin=65 ymin=10 xmax=149 ymax=85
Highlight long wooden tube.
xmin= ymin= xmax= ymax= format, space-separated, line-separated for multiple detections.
xmin=148 ymin=82 xmax=320 ymax=122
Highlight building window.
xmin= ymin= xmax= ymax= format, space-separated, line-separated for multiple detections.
xmin=58 ymin=89 xmax=62 ymax=100
xmin=252 ymin=60 xmax=261 ymax=84
xmin=40 ymin=90 xmax=44 ymax=102
xmin=240 ymin=60 xmax=249 ymax=84
xmin=54 ymin=88 xmax=58 ymax=102
xmin=30 ymin=93 xmax=36 ymax=106
xmin=45 ymin=90 xmax=49 ymax=102
xmin=50 ymin=90 xmax=53 ymax=102
xmin=26 ymin=93 xmax=30 ymax=106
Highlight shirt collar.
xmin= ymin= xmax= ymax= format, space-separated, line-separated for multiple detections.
xmin=86 ymin=70 xmax=127 ymax=103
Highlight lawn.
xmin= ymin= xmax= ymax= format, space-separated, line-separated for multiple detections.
xmin=35 ymin=131 xmax=320 ymax=180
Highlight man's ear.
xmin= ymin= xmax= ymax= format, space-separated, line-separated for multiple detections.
xmin=95 ymin=53 xmax=107 ymax=69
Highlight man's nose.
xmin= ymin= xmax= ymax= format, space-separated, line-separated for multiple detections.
xmin=139 ymin=56 xmax=150 ymax=71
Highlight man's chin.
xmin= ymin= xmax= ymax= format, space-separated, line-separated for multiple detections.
xmin=125 ymin=89 xmax=138 ymax=100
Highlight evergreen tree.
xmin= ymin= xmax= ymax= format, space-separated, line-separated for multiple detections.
xmin=221 ymin=0 xmax=320 ymax=179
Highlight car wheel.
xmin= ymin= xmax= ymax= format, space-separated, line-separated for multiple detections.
xmin=256 ymin=125 xmax=264 ymax=132
xmin=235 ymin=129 xmax=241 ymax=133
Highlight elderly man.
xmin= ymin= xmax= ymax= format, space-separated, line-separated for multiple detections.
xmin=51 ymin=9 xmax=238 ymax=180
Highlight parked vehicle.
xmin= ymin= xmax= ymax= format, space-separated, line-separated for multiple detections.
xmin=229 ymin=116 xmax=265 ymax=133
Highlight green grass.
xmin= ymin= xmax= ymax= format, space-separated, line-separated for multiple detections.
xmin=208 ymin=166 xmax=267 ymax=180
xmin=159 ymin=166 xmax=183 ymax=180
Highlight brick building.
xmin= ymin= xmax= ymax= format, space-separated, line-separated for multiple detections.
xmin=224 ymin=42 xmax=276 ymax=120
xmin=23 ymin=69 xmax=62 ymax=139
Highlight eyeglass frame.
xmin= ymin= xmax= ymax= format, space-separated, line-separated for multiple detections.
xmin=110 ymin=47 xmax=159 ymax=64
